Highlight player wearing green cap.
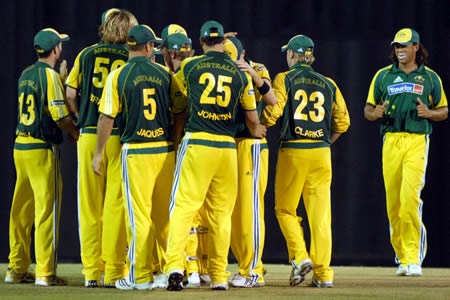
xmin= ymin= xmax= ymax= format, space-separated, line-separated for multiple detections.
xmin=92 ymin=24 xmax=184 ymax=290
xmin=223 ymin=37 xmax=277 ymax=288
xmin=65 ymin=9 xmax=138 ymax=287
xmin=164 ymin=20 xmax=266 ymax=291
xmin=5 ymin=28 xmax=78 ymax=287
xmin=264 ymin=34 xmax=350 ymax=288
xmin=364 ymin=28 xmax=448 ymax=277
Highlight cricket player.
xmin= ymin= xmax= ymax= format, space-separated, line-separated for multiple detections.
xmin=263 ymin=35 xmax=350 ymax=288
xmin=92 ymin=24 xmax=184 ymax=290
xmin=5 ymin=28 xmax=78 ymax=286
xmin=164 ymin=20 xmax=266 ymax=292
xmin=364 ymin=28 xmax=448 ymax=276
xmin=65 ymin=9 xmax=138 ymax=287
xmin=223 ymin=37 xmax=277 ymax=288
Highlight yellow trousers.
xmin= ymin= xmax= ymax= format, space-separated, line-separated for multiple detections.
xmin=122 ymin=142 xmax=175 ymax=284
xmin=165 ymin=132 xmax=238 ymax=284
xmin=77 ymin=128 xmax=127 ymax=282
xmin=8 ymin=137 xmax=62 ymax=277
xmin=383 ymin=132 xmax=428 ymax=265
xmin=275 ymin=146 xmax=334 ymax=282
xmin=230 ymin=138 xmax=268 ymax=284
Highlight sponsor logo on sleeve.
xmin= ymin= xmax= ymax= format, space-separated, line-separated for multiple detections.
xmin=51 ymin=100 xmax=66 ymax=106
xmin=248 ymin=89 xmax=255 ymax=96
xmin=257 ymin=66 xmax=265 ymax=72
xmin=387 ymin=83 xmax=423 ymax=95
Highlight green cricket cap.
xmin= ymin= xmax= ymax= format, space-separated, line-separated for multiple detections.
xmin=162 ymin=33 xmax=192 ymax=51
xmin=34 ymin=28 xmax=70 ymax=53
xmin=224 ymin=37 xmax=243 ymax=61
xmin=161 ymin=24 xmax=187 ymax=40
xmin=101 ymin=8 xmax=120 ymax=25
xmin=281 ymin=35 xmax=314 ymax=54
xmin=127 ymin=25 xmax=162 ymax=46
xmin=391 ymin=28 xmax=420 ymax=46
xmin=200 ymin=20 xmax=224 ymax=38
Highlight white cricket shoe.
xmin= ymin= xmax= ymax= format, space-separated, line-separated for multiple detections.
xmin=406 ymin=264 xmax=422 ymax=276
xmin=211 ymin=282 xmax=228 ymax=290
xmin=115 ymin=277 xmax=153 ymax=290
xmin=200 ymin=274 xmax=211 ymax=285
xmin=396 ymin=264 xmax=407 ymax=276
xmin=312 ymin=277 xmax=334 ymax=288
xmin=35 ymin=275 xmax=67 ymax=286
xmin=230 ymin=273 xmax=255 ymax=288
xmin=289 ymin=258 xmax=313 ymax=286
xmin=186 ymin=272 xmax=201 ymax=288
xmin=152 ymin=273 xmax=168 ymax=288
xmin=5 ymin=268 xmax=35 ymax=284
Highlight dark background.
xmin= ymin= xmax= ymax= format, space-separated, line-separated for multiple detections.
xmin=1 ymin=0 xmax=449 ymax=267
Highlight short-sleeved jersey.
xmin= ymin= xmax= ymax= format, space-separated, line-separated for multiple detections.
xmin=264 ymin=63 xmax=350 ymax=145
xmin=99 ymin=56 xmax=182 ymax=143
xmin=235 ymin=59 xmax=271 ymax=138
xmin=16 ymin=61 xmax=69 ymax=144
xmin=65 ymin=42 xmax=128 ymax=128
xmin=366 ymin=63 xmax=448 ymax=135
xmin=174 ymin=51 xmax=256 ymax=137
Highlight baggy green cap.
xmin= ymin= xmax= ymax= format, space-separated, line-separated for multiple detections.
xmin=224 ymin=37 xmax=243 ymax=61
xmin=200 ymin=20 xmax=224 ymax=38
xmin=161 ymin=24 xmax=187 ymax=40
xmin=391 ymin=28 xmax=420 ymax=46
xmin=34 ymin=28 xmax=70 ymax=53
xmin=162 ymin=33 xmax=192 ymax=51
xmin=101 ymin=8 xmax=120 ymax=25
xmin=127 ymin=25 xmax=162 ymax=46
xmin=281 ymin=35 xmax=314 ymax=54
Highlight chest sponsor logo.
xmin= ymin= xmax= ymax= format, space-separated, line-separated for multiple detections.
xmin=387 ymin=83 xmax=423 ymax=95
xmin=393 ymin=76 xmax=403 ymax=83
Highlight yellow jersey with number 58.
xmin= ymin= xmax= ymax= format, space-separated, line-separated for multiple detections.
xmin=263 ymin=63 xmax=349 ymax=145
xmin=66 ymin=42 xmax=128 ymax=128
xmin=16 ymin=61 xmax=69 ymax=144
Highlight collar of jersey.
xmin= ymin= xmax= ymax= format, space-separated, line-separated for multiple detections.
xmin=35 ymin=61 xmax=53 ymax=69
xmin=290 ymin=63 xmax=312 ymax=70
xmin=128 ymin=56 xmax=151 ymax=63
xmin=205 ymin=51 xmax=227 ymax=58
xmin=391 ymin=63 xmax=425 ymax=74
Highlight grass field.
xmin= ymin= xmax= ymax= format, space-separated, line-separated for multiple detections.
xmin=1 ymin=264 xmax=449 ymax=299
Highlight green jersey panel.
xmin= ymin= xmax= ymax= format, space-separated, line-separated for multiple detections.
xmin=16 ymin=62 xmax=64 ymax=144
xmin=117 ymin=57 xmax=172 ymax=143
xmin=74 ymin=42 xmax=128 ymax=128
xmin=279 ymin=64 xmax=334 ymax=143
xmin=183 ymin=51 xmax=250 ymax=137
xmin=371 ymin=64 xmax=447 ymax=135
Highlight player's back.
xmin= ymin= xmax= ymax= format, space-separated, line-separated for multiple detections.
xmin=17 ymin=62 xmax=65 ymax=144
xmin=181 ymin=51 xmax=250 ymax=137
xmin=279 ymin=63 xmax=336 ymax=143
xmin=114 ymin=57 xmax=173 ymax=143
xmin=67 ymin=43 xmax=128 ymax=128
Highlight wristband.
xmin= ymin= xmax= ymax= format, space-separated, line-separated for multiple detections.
xmin=257 ymin=81 xmax=270 ymax=95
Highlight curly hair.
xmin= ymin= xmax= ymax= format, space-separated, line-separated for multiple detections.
xmin=98 ymin=9 xmax=138 ymax=44
xmin=389 ymin=43 xmax=429 ymax=66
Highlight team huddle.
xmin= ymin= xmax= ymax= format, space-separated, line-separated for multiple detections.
xmin=5 ymin=7 xmax=448 ymax=292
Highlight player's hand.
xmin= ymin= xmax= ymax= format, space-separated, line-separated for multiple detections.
xmin=235 ymin=60 xmax=254 ymax=75
xmin=91 ymin=153 xmax=103 ymax=176
xmin=373 ymin=101 xmax=388 ymax=119
xmin=252 ymin=124 xmax=267 ymax=139
xmin=67 ymin=130 xmax=79 ymax=144
xmin=224 ymin=32 xmax=238 ymax=38
xmin=417 ymin=97 xmax=432 ymax=118
xmin=59 ymin=59 xmax=68 ymax=82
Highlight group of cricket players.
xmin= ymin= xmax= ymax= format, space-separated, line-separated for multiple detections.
xmin=5 ymin=6 xmax=447 ymax=292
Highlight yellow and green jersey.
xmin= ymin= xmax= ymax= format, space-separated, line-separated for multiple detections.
xmin=66 ymin=42 xmax=128 ymax=128
xmin=367 ymin=63 xmax=447 ymax=135
xmin=174 ymin=51 xmax=256 ymax=137
xmin=264 ymin=63 xmax=349 ymax=146
xmin=235 ymin=59 xmax=271 ymax=138
xmin=16 ymin=61 xmax=69 ymax=144
xmin=99 ymin=56 xmax=183 ymax=143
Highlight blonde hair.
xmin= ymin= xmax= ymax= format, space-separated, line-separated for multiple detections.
xmin=99 ymin=10 xmax=138 ymax=44
xmin=293 ymin=49 xmax=315 ymax=65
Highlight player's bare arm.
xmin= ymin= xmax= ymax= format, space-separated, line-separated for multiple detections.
xmin=56 ymin=115 xmax=80 ymax=142
xmin=364 ymin=101 xmax=388 ymax=121
xmin=66 ymin=86 xmax=80 ymax=119
xmin=245 ymin=110 xmax=267 ymax=138
xmin=91 ymin=114 xmax=114 ymax=176
xmin=59 ymin=59 xmax=68 ymax=82
xmin=330 ymin=132 xmax=342 ymax=144
xmin=416 ymin=97 xmax=448 ymax=121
